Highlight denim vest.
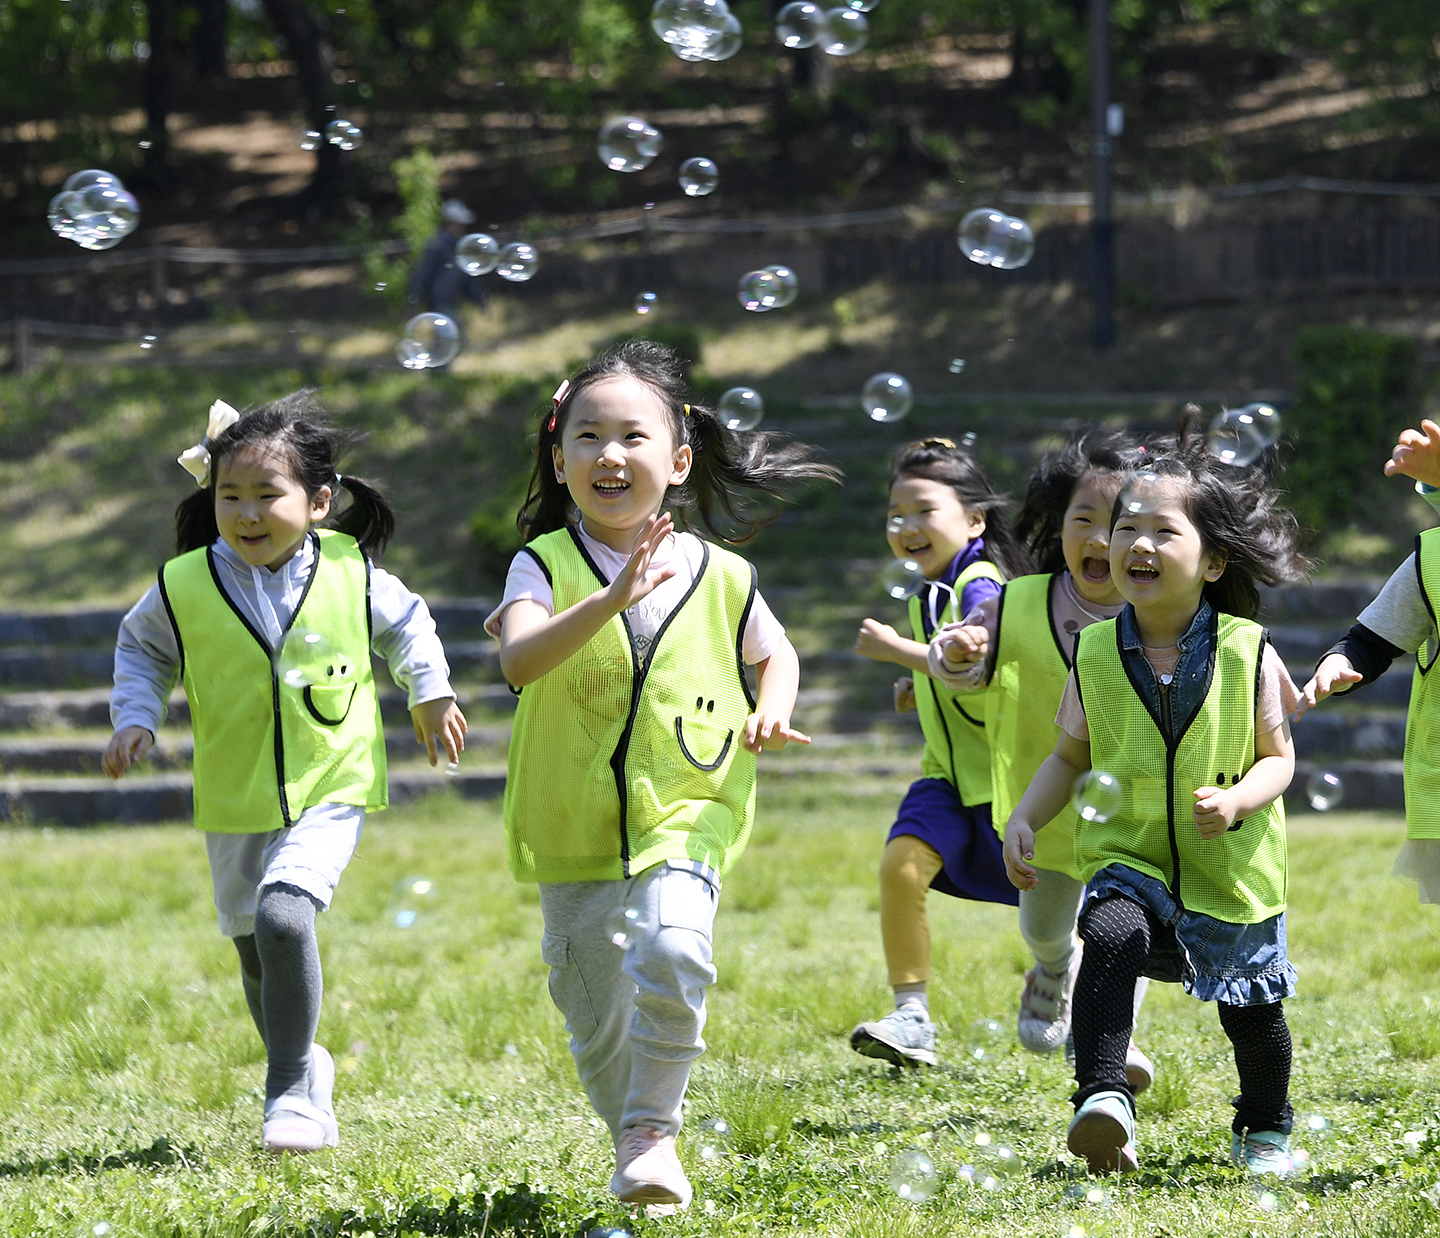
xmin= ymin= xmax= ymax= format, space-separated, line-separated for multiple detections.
xmin=1115 ymin=600 xmax=1216 ymax=741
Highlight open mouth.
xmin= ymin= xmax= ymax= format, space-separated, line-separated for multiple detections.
xmin=1081 ymin=556 xmax=1110 ymax=583
xmin=903 ymin=540 xmax=932 ymax=557
xmin=240 ymin=534 xmax=268 ymax=546
xmin=1127 ymin=564 xmax=1159 ymax=583
xmin=593 ymin=480 xmax=629 ymax=495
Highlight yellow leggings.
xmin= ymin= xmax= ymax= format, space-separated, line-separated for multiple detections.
xmin=879 ymin=833 xmax=945 ymax=986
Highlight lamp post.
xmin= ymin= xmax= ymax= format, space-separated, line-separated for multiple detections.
xmin=1090 ymin=0 xmax=1115 ymax=349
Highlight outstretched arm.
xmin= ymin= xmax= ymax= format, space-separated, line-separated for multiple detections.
xmin=1002 ymin=729 xmax=1091 ymax=890
xmin=745 ymin=636 xmax=812 ymax=753
xmin=854 ymin=619 xmax=931 ymax=674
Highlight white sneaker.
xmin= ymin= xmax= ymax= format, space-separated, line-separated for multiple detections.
xmin=261 ymin=1044 xmax=339 ymax=1154
xmin=1124 ymin=1040 xmax=1155 ymax=1095
xmin=611 ymin=1124 xmax=692 ymax=1208
xmin=1067 ymin=1090 xmax=1138 ymax=1174
xmin=1018 ymin=952 xmax=1080 ymax=1053
xmin=850 ymin=1004 xmax=938 ymax=1067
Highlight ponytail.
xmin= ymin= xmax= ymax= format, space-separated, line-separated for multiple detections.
xmin=329 ymin=474 xmax=395 ymax=559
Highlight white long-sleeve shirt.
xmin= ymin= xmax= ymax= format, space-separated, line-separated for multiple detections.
xmin=111 ymin=537 xmax=454 ymax=736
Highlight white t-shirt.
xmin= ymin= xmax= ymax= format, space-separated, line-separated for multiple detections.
xmin=485 ymin=527 xmax=784 ymax=667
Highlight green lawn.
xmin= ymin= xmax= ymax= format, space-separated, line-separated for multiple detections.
xmin=3 ymin=779 xmax=1440 ymax=1237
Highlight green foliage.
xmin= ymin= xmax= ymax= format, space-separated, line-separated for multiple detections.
xmin=1286 ymin=325 xmax=1420 ymax=536
xmin=363 ymin=147 xmax=443 ymax=309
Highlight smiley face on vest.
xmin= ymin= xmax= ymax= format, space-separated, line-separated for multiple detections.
xmin=303 ymin=654 xmax=358 ymax=726
xmin=674 ymin=695 xmax=733 ymax=772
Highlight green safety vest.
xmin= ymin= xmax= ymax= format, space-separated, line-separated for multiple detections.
xmin=503 ymin=528 xmax=759 ymax=883
xmin=1074 ymin=611 xmax=1287 ymax=923
xmin=159 ymin=530 xmax=387 ymax=834
xmin=1405 ymin=528 xmax=1440 ymax=839
xmin=908 ymin=560 xmax=1003 ymax=809
xmin=986 ymin=573 xmax=1081 ymax=878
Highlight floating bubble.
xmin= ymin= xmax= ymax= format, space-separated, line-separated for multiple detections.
xmin=1071 ymin=770 xmax=1123 ymax=824
xmin=496 ymin=242 xmax=540 ymax=282
xmin=846 ymin=0 xmax=879 ymax=8
xmin=1306 ymin=770 xmax=1343 ymax=812
xmin=1299 ymin=1113 xmax=1333 ymax=1140
xmin=300 ymin=129 xmax=322 ymax=151
xmin=818 ymin=6 xmax=868 ymax=55
xmin=957 ymin=1163 xmax=1000 ymax=1191
xmin=762 ymin=263 xmax=799 ymax=307
xmin=986 ymin=1143 xmax=1023 ymax=1177
xmin=1422 ymin=1180 xmax=1440 ymax=1207
xmin=1249 ymin=1180 xmax=1292 ymax=1214
xmin=961 ymin=431 xmax=977 ymax=448
xmin=701 ymin=11 xmax=743 ymax=59
xmin=881 ymin=558 xmax=925 ymax=601
xmin=396 ymin=311 xmax=462 ymax=369
xmin=75 ymin=233 xmax=123 ymax=251
xmin=275 ymin=629 xmax=357 ymax=689
xmin=608 ymin=905 xmax=642 ymax=949
xmin=325 ymin=118 xmax=363 ymax=150
xmin=62 ymin=168 xmax=122 ymax=194
xmin=1239 ymin=401 xmax=1282 ymax=447
xmin=445 ymin=761 xmax=460 ymax=779
xmin=886 ymin=514 xmax=906 ymax=535
xmin=584 ymin=1230 xmax=632 ymax=1238
xmin=888 ymin=1148 xmax=937 ymax=1203
xmin=697 ymin=1116 xmax=732 ymax=1161
xmin=965 ymin=1018 xmax=1005 ymax=1060
xmin=597 ymin=116 xmax=663 ymax=172
xmin=948 ymin=357 xmax=966 ymax=374
xmin=140 ymin=334 xmax=156 ymax=350
xmin=77 ymin=183 xmax=140 ymax=238
xmin=47 ymin=190 xmax=87 ymax=239
xmin=456 ymin=232 xmax=501 ymax=276
xmin=736 ymin=268 xmax=782 ymax=312
xmin=861 ymin=372 xmax=913 ymax=423
xmin=653 ymin=0 xmax=731 ymax=54
xmin=718 ymin=387 xmax=764 ymax=432
xmin=679 ymin=156 xmax=719 ymax=196
xmin=957 ymin=208 xmax=1035 ymax=270
xmin=1206 ymin=406 xmax=1268 ymax=468
xmin=775 ymin=1 xmax=822 ymax=47
xmin=390 ymin=876 xmax=437 ymax=929
xmin=634 ymin=291 xmax=659 ymax=315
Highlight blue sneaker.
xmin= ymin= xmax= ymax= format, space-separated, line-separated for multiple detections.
xmin=850 ymin=1004 xmax=937 ymax=1067
xmin=1068 ymin=1090 xmax=1138 ymax=1173
xmin=1230 ymin=1130 xmax=1294 ymax=1175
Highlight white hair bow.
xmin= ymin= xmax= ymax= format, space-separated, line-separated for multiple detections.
xmin=176 ymin=400 xmax=241 ymax=486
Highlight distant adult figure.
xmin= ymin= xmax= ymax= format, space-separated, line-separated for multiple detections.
xmin=408 ymin=199 xmax=488 ymax=317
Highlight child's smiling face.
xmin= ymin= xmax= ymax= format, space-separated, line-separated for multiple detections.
xmin=1061 ymin=472 xmax=1123 ymax=606
xmin=552 ymin=375 xmax=692 ymax=550
xmin=1110 ymin=474 xmax=1225 ymax=616
xmin=885 ymin=476 xmax=985 ymax=580
xmin=214 ymin=446 xmax=331 ymax=570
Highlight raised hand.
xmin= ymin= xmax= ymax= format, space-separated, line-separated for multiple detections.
xmin=855 ymin=618 xmax=900 ymax=662
xmin=1296 ymin=653 xmax=1363 ymax=718
xmin=1384 ymin=419 xmax=1440 ymax=488
xmin=605 ymin=512 xmax=677 ymax=613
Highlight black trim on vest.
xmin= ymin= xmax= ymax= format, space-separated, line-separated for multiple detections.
xmin=991 ymin=580 xmax=1008 ymax=683
xmin=674 ymin=717 xmax=734 ymax=772
xmin=362 ymin=547 xmax=374 ymax=647
xmin=736 ymin=559 xmax=758 ymax=711
xmin=1415 ymin=533 xmax=1439 ymax=675
xmin=1046 ymin=572 xmax=1075 ymax=669
xmin=909 ymin=594 xmax=962 ymax=794
xmin=521 ymin=544 xmax=553 ymax=586
xmin=157 ymin=564 xmax=185 ymax=680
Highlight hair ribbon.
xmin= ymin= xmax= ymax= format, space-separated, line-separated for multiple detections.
xmin=547 ymin=378 xmax=571 ymax=432
xmin=684 ymin=404 xmax=691 ymax=417
xmin=176 ymin=399 xmax=241 ymax=487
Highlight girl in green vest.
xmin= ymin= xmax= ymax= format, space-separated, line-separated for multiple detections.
xmin=1000 ymin=435 xmax=1308 ymax=1176
xmin=103 ymin=394 xmax=467 ymax=1155
xmin=487 ymin=340 xmax=836 ymax=1211
xmin=847 ymin=438 xmax=1032 ymax=1068
xmin=928 ymin=431 xmax=1157 ymax=1086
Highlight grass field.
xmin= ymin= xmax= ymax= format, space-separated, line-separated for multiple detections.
xmin=2 ymin=777 xmax=1440 ymax=1237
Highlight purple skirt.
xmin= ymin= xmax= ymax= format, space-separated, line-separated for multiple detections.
xmin=887 ymin=778 xmax=1019 ymax=906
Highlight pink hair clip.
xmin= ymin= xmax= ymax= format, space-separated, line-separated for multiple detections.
xmin=547 ymin=379 xmax=571 ymax=432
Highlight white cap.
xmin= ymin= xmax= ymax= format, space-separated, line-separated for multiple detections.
xmin=441 ymin=199 xmax=475 ymax=224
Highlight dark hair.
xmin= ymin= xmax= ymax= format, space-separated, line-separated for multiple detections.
xmin=1111 ymin=407 xmax=1309 ymax=619
xmin=1017 ymin=428 xmax=1149 ymax=573
xmin=888 ymin=438 xmax=1033 ymax=580
xmin=517 ymin=339 xmax=840 ymax=543
xmin=174 ymin=390 xmax=396 ymax=558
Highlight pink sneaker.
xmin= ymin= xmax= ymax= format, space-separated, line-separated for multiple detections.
xmin=610 ymin=1124 xmax=693 ymax=1209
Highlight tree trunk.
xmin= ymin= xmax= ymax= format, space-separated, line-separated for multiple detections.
xmin=194 ymin=0 xmax=228 ymax=82
xmin=142 ymin=0 xmax=173 ymax=183
xmin=258 ymin=0 xmax=340 ymax=212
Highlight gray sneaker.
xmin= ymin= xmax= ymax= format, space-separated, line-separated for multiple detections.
xmin=850 ymin=1004 xmax=938 ymax=1067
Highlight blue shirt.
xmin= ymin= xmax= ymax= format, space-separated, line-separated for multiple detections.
xmin=918 ymin=538 xmax=1003 ymax=639
xmin=1115 ymin=599 xmax=1216 ymax=741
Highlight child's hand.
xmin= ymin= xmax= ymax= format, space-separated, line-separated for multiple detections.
xmin=411 ymin=697 xmax=468 ymax=766
xmin=744 ymin=711 xmax=811 ymax=754
xmin=1192 ymin=786 xmax=1237 ymax=839
xmin=894 ymin=676 xmax=916 ymax=713
xmin=1384 ymin=419 xmax=1440 ymax=488
xmin=102 ymin=726 xmax=154 ymax=779
xmin=605 ymin=513 xmax=677 ymax=613
xmin=935 ymin=624 xmax=989 ymax=669
xmin=1296 ymin=654 xmax=1363 ymax=717
xmin=1003 ymin=820 xmax=1039 ymax=890
xmin=855 ymin=618 xmax=900 ymax=662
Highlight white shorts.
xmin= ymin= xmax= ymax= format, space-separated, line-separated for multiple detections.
xmin=204 ymin=802 xmax=364 ymax=938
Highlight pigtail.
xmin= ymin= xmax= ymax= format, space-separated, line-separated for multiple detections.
xmin=517 ymin=392 xmax=577 ymax=543
xmin=329 ymin=475 xmax=396 ymax=559
xmin=175 ymin=488 xmax=220 ymax=556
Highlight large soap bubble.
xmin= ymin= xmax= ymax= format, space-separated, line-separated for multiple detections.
xmin=456 ymin=232 xmax=501 ymax=276
xmin=861 ymin=372 xmax=913 ymax=423
xmin=324 ymin=118 xmax=363 ymax=150
xmin=597 ymin=116 xmax=663 ymax=173
xmin=958 ymin=208 xmax=1035 ymax=269
xmin=737 ymin=269 xmax=783 ymax=312
xmin=1071 ymin=770 xmax=1123 ymax=823
xmin=496 ymin=242 xmax=540 ymax=282
xmin=396 ymin=312 xmax=462 ymax=370
xmin=276 ymin=629 xmax=357 ymax=689
xmin=702 ymin=11 xmax=744 ymax=59
xmin=762 ymin=264 xmax=799 ymax=307
xmin=718 ymin=387 xmax=764 ymax=431
xmin=819 ymin=7 xmax=868 ymax=55
xmin=679 ymin=157 xmax=719 ymax=196
xmin=49 ymin=169 xmax=140 ymax=249
xmin=775 ymin=1 xmax=822 ymax=48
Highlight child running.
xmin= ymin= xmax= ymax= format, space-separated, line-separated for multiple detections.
xmin=1300 ymin=418 xmax=1440 ymax=899
xmin=1000 ymin=432 xmax=1308 ymax=1175
xmin=486 ymin=340 xmax=837 ymax=1210
xmin=104 ymin=394 xmax=466 ymax=1154
xmin=848 ymin=438 xmax=1032 ymax=1067
xmin=927 ymin=432 xmax=1155 ymax=1088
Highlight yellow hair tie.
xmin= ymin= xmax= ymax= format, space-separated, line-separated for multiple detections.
xmin=683 ymin=404 xmax=691 ymax=417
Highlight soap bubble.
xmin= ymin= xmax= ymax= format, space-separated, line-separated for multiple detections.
xmin=1249 ymin=1180 xmax=1293 ymax=1213
xmin=846 ymin=0 xmax=879 ymax=8
xmin=391 ymin=876 xmax=437 ymax=929
xmin=276 ymin=629 xmax=357 ymax=689
xmin=881 ymin=558 xmax=925 ymax=601
xmin=986 ymin=1143 xmax=1023 ymax=1177
xmin=958 ymin=208 xmax=1035 ymax=269
xmin=75 ymin=233 xmax=123 ymax=251
xmin=737 ymin=268 xmax=783 ymax=312
xmin=762 ymin=263 xmax=799 ymax=307
xmin=1422 ymin=1180 xmax=1440 ymax=1207
xmin=456 ymin=232 xmax=501 ymax=276
xmin=634 ymin=291 xmax=659 ymax=315
xmin=396 ymin=311 xmax=462 ymax=370
xmin=608 ymin=905 xmax=642 ymax=949
xmin=948 ymin=357 xmax=966 ymax=374
xmin=496 ymin=242 xmax=540 ymax=282
xmin=861 ymin=372 xmax=913 ymax=423
xmin=679 ymin=156 xmax=720 ymax=196
xmin=718 ymin=387 xmax=764 ymax=432
xmin=324 ymin=118 xmax=363 ymax=150
xmin=62 ymin=168 xmax=122 ymax=194
xmin=966 ymin=1017 xmax=1005 ymax=1060
xmin=819 ymin=6 xmax=868 ymax=54
xmin=47 ymin=190 xmax=86 ymax=239
xmin=140 ymin=335 xmax=157 ymax=350
xmin=1071 ymin=770 xmax=1123 ymax=823
xmin=1299 ymin=1113 xmax=1333 ymax=1140
xmin=652 ymin=0 xmax=731 ymax=54
xmin=445 ymin=761 xmax=460 ymax=778
xmin=888 ymin=1148 xmax=937 ymax=1203
xmin=1206 ymin=406 xmax=1269 ymax=468
xmin=1306 ymin=770 xmax=1343 ymax=812
xmin=1238 ymin=401 xmax=1282 ymax=447
xmin=300 ymin=129 xmax=322 ymax=151
xmin=697 ymin=1116 xmax=732 ymax=1160
xmin=957 ymin=1162 xmax=1000 ymax=1191
xmin=77 ymin=184 xmax=140 ymax=238
xmin=702 ymin=11 xmax=743 ymax=59
xmin=775 ymin=1 xmax=822 ymax=47
xmin=598 ymin=116 xmax=663 ymax=172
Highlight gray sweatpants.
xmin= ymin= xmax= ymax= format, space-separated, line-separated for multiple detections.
xmin=539 ymin=860 xmax=719 ymax=1143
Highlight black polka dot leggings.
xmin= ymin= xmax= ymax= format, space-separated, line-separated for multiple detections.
xmin=1072 ymin=894 xmax=1293 ymax=1136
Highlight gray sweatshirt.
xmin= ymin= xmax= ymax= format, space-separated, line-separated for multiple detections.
xmin=111 ymin=537 xmax=454 ymax=736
